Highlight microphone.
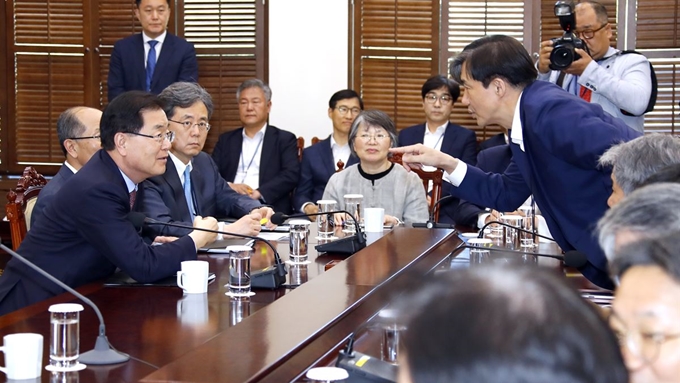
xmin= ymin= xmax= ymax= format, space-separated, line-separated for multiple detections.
xmin=477 ymin=220 xmax=555 ymax=242
xmin=271 ymin=211 xmax=366 ymax=255
xmin=412 ymin=195 xmax=456 ymax=229
xmin=451 ymin=242 xmax=588 ymax=268
xmin=0 ymin=243 xmax=130 ymax=365
xmin=129 ymin=213 xmax=287 ymax=289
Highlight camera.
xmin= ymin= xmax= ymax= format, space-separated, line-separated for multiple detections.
xmin=549 ymin=1 xmax=588 ymax=71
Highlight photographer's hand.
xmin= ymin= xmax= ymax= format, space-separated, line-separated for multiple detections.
xmin=564 ymin=48 xmax=593 ymax=76
xmin=538 ymin=40 xmax=554 ymax=74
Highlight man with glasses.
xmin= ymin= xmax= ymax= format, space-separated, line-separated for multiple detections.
xmin=142 ymin=82 xmax=273 ymax=241
xmin=537 ymin=0 xmax=651 ymax=132
xmin=399 ymin=75 xmax=478 ymax=225
xmin=31 ymin=107 xmax=102 ymax=227
xmin=107 ymin=0 xmax=198 ymax=102
xmin=0 ymin=91 xmax=218 ymax=315
xmin=293 ymin=89 xmax=363 ymax=215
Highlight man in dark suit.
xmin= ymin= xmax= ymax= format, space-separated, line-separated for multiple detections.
xmin=31 ymin=107 xmax=102 ymax=228
xmin=212 ymin=79 xmax=300 ymax=214
xmin=478 ymin=132 xmax=507 ymax=151
xmin=392 ymin=35 xmax=641 ymax=289
xmin=293 ymin=90 xmax=362 ymax=215
xmin=399 ymin=75 xmax=477 ymax=225
xmin=142 ymin=82 xmax=273 ymax=239
xmin=0 ymin=91 xmax=217 ymax=315
xmin=107 ymin=0 xmax=198 ymax=102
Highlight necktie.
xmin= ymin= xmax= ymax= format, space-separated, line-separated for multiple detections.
xmin=129 ymin=190 xmax=137 ymax=210
xmin=146 ymin=40 xmax=158 ymax=92
xmin=183 ymin=166 xmax=196 ymax=222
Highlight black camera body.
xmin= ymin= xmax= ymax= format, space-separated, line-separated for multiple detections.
xmin=549 ymin=1 xmax=588 ymax=71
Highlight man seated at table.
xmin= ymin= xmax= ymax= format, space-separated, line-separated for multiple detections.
xmin=0 ymin=91 xmax=217 ymax=315
xmin=31 ymin=106 xmax=103 ymax=228
xmin=397 ymin=267 xmax=628 ymax=383
xmin=599 ymin=134 xmax=680 ymax=207
xmin=141 ymin=82 xmax=273 ymax=240
xmin=294 ymin=89 xmax=363 ymax=215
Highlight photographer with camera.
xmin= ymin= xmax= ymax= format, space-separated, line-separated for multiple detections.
xmin=537 ymin=1 xmax=652 ymax=133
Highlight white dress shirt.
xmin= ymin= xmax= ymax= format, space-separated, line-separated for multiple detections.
xmin=422 ymin=122 xmax=447 ymax=172
xmin=234 ymin=124 xmax=266 ymax=189
xmin=330 ymin=134 xmax=351 ymax=170
xmin=142 ymin=31 xmax=166 ymax=68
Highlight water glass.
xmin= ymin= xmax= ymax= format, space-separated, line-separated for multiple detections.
xmin=48 ymin=303 xmax=83 ymax=370
xmin=468 ymin=238 xmax=492 ymax=266
xmin=289 ymin=219 xmax=311 ymax=262
xmin=343 ymin=194 xmax=363 ymax=233
xmin=227 ymin=245 xmax=253 ymax=296
xmin=517 ymin=206 xmax=536 ymax=248
xmin=378 ymin=309 xmax=406 ymax=364
xmin=501 ymin=214 xmax=523 ymax=249
xmin=316 ymin=199 xmax=337 ymax=237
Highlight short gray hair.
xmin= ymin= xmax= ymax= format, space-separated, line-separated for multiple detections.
xmin=597 ymin=183 xmax=680 ymax=261
xmin=158 ymin=82 xmax=214 ymax=120
xmin=598 ymin=134 xmax=680 ymax=195
xmin=57 ymin=107 xmax=89 ymax=157
xmin=236 ymin=79 xmax=272 ymax=101
xmin=348 ymin=110 xmax=399 ymax=158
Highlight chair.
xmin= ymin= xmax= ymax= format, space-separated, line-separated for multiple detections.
xmin=311 ymin=136 xmax=321 ymax=145
xmin=297 ymin=137 xmax=305 ymax=162
xmin=389 ymin=153 xmax=444 ymax=222
xmin=6 ymin=167 xmax=47 ymax=250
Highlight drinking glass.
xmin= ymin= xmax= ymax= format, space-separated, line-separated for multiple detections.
xmin=343 ymin=194 xmax=363 ymax=233
xmin=501 ymin=214 xmax=523 ymax=249
xmin=48 ymin=303 xmax=83 ymax=370
xmin=468 ymin=238 xmax=492 ymax=266
xmin=227 ymin=245 xmax=253 ymax=296
xmin=316 ymin=199 xmax=337 ymax=238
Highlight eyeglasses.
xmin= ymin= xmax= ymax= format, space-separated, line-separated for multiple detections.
xmin=169 ymin=119 xmax=211 ymax=132
xmin=68 ymin=134 xmax=101 ymax=141
xmin=575 ymin=23 xmax=608 ymax=40
xmin=358 ymin=133 xmax=388 ymax=143
xmin=127 ymin=131 xmax=175 ymax=144
xmin=608 ymin=310 xmax=680 ymax=364
xmin=336 ymin=106 xmax=362 ymax=116
xmin=424 ymin=93 xmax=454 ymax=105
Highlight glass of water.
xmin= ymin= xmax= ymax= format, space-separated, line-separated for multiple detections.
xmin=467 ymin=238 xmax=492 ymax=266
xmin=227 ymin=245 xmax=253 ymax=296
xmin=316 ymin=199 xmax=337 ymax=238
xmin=48 ymin=303 xmax=83 ymax=370
xmin=343 ymin=194 xmax=363 ymax=233
xmin=501 ymin=214 xmax=523 ymax=249
xmin=517 ymin=205 xmax=536 ymax=248
xmin=288 ymin=219 xmax=311 ymax=262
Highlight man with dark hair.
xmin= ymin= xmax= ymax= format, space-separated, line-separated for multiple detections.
xmin=293 ymin=89 xmax=363 ymax=215
xmin=142 ymin=82 xmax=273 ymax=240
xmin=30 ymin=107 xmax=102 ymax=227
xmin=392 ymin=35 xmax=640 ymax=289
xmin=212 ymin=79 xmax=300 ymax=214
xmin=399 ymin=75 xmax=478 ymax=225
xmin=0 ymin=91 xmax=217 ymax=315
xmin=107 ymin=0 xmax=198 ymax=102
xmin=398 ymin=267 xmax=628 ymax=383
xmin=537 ymin=1 xmax=651 ymax=132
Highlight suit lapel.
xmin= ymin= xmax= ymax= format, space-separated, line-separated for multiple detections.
xmin=259 ymin=127 xmax=276 ymax=184
xmin=321 ymin=138 xmax=336 ymax=175
xmin=153 ymin=34 xmax=174 ymax=84
xmin=190 ymin=161 xmax=205 ymax=217
xmin=439 ymin=122 xmax=457 ymax=154
xmin=133 ymin=34 xmax=147 ymax=88
xmin=228 ymin=129 xmax=245 ymax=181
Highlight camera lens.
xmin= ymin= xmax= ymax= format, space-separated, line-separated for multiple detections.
xmin=550 ymin=44 xmax=575 ymax=70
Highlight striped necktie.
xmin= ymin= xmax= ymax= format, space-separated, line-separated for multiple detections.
xmin=146 ymin=40 xmax=158 ymax=92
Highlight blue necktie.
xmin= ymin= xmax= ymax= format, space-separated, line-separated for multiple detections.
xmin=183 ymin=166 xmax=195 ymax=222
xmin=146 ymin=40 xmax=158 ymax=92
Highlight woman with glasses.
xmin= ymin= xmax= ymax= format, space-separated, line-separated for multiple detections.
xmin=609 ymin=234 xmax=680 ymax=382
xmin=322 ymin=110 xmax=428 ymax=226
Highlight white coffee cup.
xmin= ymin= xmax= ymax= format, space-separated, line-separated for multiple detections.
xmin=364 ymin=208 xmax=385 ymax=232
xmin=0 ymin=333 xmax=43 ymax=380
xmin=176 ymin=260 xmax=209 ymax=294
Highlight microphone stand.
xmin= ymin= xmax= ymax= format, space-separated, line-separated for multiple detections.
xmin=0 ymin=244 xmax=130 ymax=365
xmin=412 ymin=195 xmax=456 ymax=229
xmin=450 ymin=242 xmax=588 ymax=268
xmin=477 ymin=220 xmax=555 ymax=242
xmin=272 ymin=211 xmax=366 ymax=255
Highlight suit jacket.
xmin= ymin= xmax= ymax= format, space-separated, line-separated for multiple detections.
xmin=0 ymin=150 xmax=197 ymax=315
xmin=212 ymin=125 xmax=300 ymax=214
xmin=30 ymin=164 xmax=74 ymax=228
xmin=141 ymin=152 xmax=261 ymax=237
xmin=293 ymin=136 xmax=359 ymax=212
xmin=479 ymin=133 xmax=507 ymax=151
xmin=451 ymin=81 xmax=641 ymax=289
xmin=398 ymin=122 xmax=477 ymax=224
xmin=107 ymin=33 xmax=198 ymax=102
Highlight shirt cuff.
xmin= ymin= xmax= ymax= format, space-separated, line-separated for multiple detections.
xmin=217 ymin=221 xmax=225 ymax=241
xmin=444 ymin=161 xmax=468 ymax=187
xmin=477 ymin=212 xmax=490 ymax=230
xmin=301 ymin=201 xmax=314 ymax=213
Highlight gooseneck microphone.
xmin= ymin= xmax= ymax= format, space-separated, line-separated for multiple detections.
xmin=477 ymin=220 xmax=556 ymax=242
xmin=271 ymin=211 xmax=366 ymax=255
xmin=412 ymin=195 xmax=456 ymax=229
xmin=451 ymin=242 xmax=588 ymax=269
xmin=0 ymin=243 xmax=130 ymax=365
xmin=128 ymin=213 xmax=287 ymax=289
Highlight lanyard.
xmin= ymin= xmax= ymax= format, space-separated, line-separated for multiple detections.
xmin=432 ymin=133 xmax=444 ymax=151
xmin=239 ymin=135 xmax=264 ymax=184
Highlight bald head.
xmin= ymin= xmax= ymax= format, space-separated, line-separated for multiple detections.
xmin=57 ymin=107 xmax=102 ymax=170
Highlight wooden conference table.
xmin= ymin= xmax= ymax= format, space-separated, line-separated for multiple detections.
xmin=0 ymin=225 xmax=468 ymax=382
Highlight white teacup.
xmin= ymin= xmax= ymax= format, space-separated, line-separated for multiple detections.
xmin=0 ymin=333 xmax=43 ymax=380
xmin=176 ymin=260 xmax=209 ymax=294
xmin=364 ymin=208 xmax=385 ymax=232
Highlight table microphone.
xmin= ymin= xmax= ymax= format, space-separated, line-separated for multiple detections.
xmin=128 ymin=213 xmax=287 ymax=289
xmin=450 ymin=242 xmax=588 ymax=268
xmin=271 ymin=211 xmax=366 ymax=255
xmin=413 ymin=195 xmax=456 ymax=229
xmin=477 ymin=220 xmax=556 ymax=242
xmin=0 ymin=243 xmax=130 ymax=365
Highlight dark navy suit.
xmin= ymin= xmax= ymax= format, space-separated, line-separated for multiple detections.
xmin=293 ymin=136 xmax=359 ymax=212
xmin=141 ymin=152 xmax=261 ymax=237
xmin=479 ymin=133 xmax=507 ymax=151
xmin=30 ymin=164 xmax=74 ymax=228
xmin=107 ymin=33 xmax=198 ymax=102
xmin=212 ymin=126 xmax=300 ymax=214
xmin=0 ymin=150 xmax=197 ymax=315
xmin=451 ymin=81 xmax=641 ymax=289
xmin=398 ymin=122 xmax=477 ymax=224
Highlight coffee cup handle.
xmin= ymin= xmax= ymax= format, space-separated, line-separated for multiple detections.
xmin=177 ymin=271 xmax=186 ymax=290
xmin=0 ymin=346 xmax=6 ymax=374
